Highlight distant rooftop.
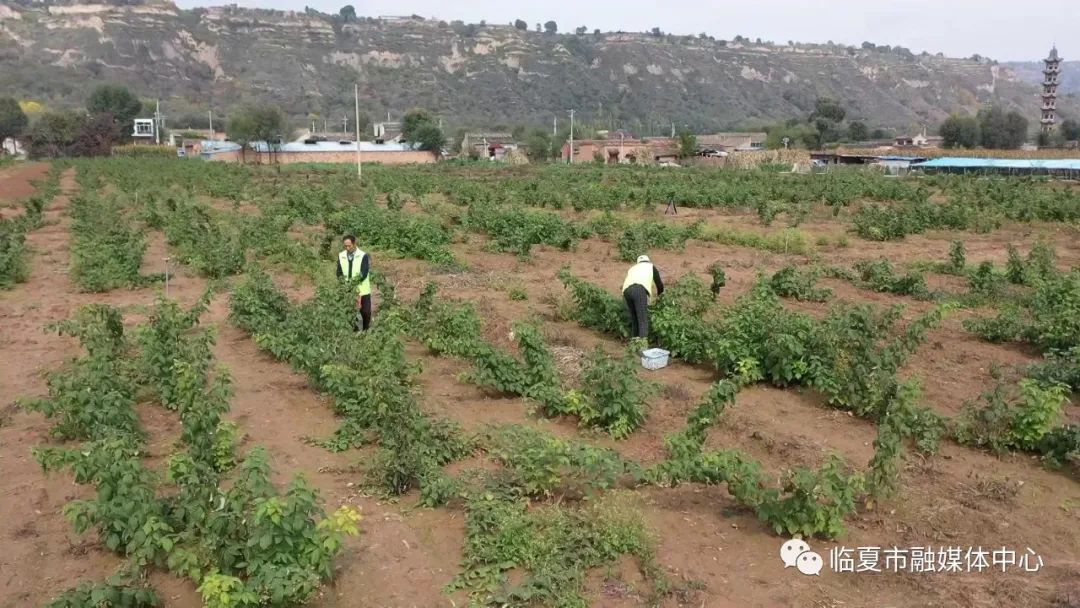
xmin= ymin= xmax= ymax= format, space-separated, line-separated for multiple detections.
xmin=201 ymin=140 xmax=420 ymax=153
xmin=918 ymin=157 xmax=1080 ymax=171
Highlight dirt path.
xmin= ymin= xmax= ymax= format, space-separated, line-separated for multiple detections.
xmin=1 ymin=167 xmax=465 ymax=605
xmin=0 ymin=162 xmax=49 ymax=208
xmin=203 ymin=298 xmax=468 ymax=607
xmin=0 ymin=168 xmax=207 ymax=606
xmin=0 ymin=168 xmax=127 ymax=606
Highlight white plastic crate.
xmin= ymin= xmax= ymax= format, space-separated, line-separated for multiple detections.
xmin=640 ymin=348 xmax=670 ymax=370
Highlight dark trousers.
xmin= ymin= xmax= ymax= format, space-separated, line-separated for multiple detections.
xmin=623 ymin=284 xmax=650 ymax=339
xmin=355 ymin=294 xmax=372 ymax=332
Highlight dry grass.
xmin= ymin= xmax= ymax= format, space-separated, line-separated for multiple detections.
xmin=661 ymin=383 xmax=693 ymax=403
xmin=956 ymin=476 xmax=1022 ymax=509
xmin=551 ymin=345 xmax=586 ymax=384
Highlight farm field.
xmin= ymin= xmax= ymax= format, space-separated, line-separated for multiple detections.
xmin=1 ymin=159 xmax=1079 ymax=608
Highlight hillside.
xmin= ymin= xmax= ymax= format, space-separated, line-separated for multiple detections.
xmin=1 ymin=0 xmax=1074 ymax=132
xmin=1002 ymin=60 xmax=1080 ymax=95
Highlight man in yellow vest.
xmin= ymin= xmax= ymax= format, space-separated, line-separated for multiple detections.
xmin=622 ymin=254 xmax=664 ymax=340
xmin=335 ymin=235 xmax=372 ymax=332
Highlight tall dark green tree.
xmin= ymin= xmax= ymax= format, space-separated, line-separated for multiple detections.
xmin=339 ymin=5 xmax=355 ymax=21
xmin=677 ymin=129 xmax=697 ymax=158
xmin=0 ymin=97 xmax=29 ymax=146
xmin=977 ymin=107 xmax=1028 ymax=149
xmin=524 ymin=129 xmax=552 ymax=161
xmin=24 ymin=111 xmax=114 ymax=158
xmin=1061 ymin=119 xmax=1080 ymax=141
xmin=846 ymin=121 xmax=869 ymax=142
xmin=543 ymin=20 xmax=558 ymax=34
xmin=810 ymin=98 xmax=846 ymax=123
xmin=26 ymin=111 xmax=85 ymax=158
xmin=940 ymin=114 xmax=979 ymax=148
xmin=227 ymin=104 xmax=286 ymax=162
xmin=86 ymin=85 xmax=142 ymax=137
xmin=514 ymin=19 xmax=527 ymax=30
xmin=401 ymin=108 xmax=444 ymax=153
xmin=804 ymin=97 xmax=847 ymax=147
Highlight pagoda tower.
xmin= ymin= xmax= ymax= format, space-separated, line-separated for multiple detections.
xmin=1041 ymin=46 xmax=1062 ymax=133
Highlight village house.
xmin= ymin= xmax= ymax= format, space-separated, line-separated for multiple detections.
xmin=561 ymin=137 xmax=681 ymax=165
xmin=199 ymin=138 xmax=436 ymax=165
xmin=697 ymin=132 xmax=767 ymax=152
xmin=460 ymin=132 xmax=518 ymax=161
xmin=373 ymin=121 xmax=403 ymax=143
xmin=894 ymin=131 xmax=944 ymax=148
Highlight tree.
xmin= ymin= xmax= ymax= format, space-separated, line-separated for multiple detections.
xmin=18 ymin=100 xmax=45 ymax=119
xmin=870 ymin=128 xmax=889 ymax=140
xmin=846 ymin=121 xmax=869 ymax=142
xmin=402 ymin=108 xmax=436 ymax=140
xmin=543 ymin=20 xmax=557 ymax=34
xmin=339 ymin=5 xmax=355 ymax=21
xmin=524 ymin=129 xmax=552 ymax=161
xmin=26 ymin=111 xmax=84 ymax=158
xmin=86 ymin=84 xmax=141 ymax=128
xmin=575 ymin=26 xmax=587 ymax=35
xmin=1037 ymin=131 xmax=1053 ymax=148
xmin=939 ymin=114 xmax=979 ymax=148
xmin=677 ymin=129 xmax=697 ymax=158
xmin=1002 ymin=111 xmax=1029 ymax=149
xmin=514 ymin=19 xmax=527 ymax=30
xmin=69 ymin=113 xmax=121 ymax=157
xmin=803 ymin=97 xmax=847 ymax=146
xmin=810 ymin=97 xmax=846 ymax=123
xmin=401 ymin=108 xmax=444 ymax=153
xmin=551 ymin=129 xmax=569 ymax=159
xmin=765 ymin=123 xmax=818 ymax=150
xmin=24 ymin=110 xmax=116 ymax=158
xmin=0 ymin=97 xmax=29 ymax=146
xmin=412 ymin=124 xmax=445 ymax=153
xmin=977 ymin=107 xmax=1027 ymax=149
xmin=650 ymin=27 xmax=663 ymax=37
xmin=1061 ymin=119 xmax=1080 ymax=141
xmin=227 ymin=104 xmax=286 ymax=162
xmin=86 ymin=85 xmax=141 ymax=143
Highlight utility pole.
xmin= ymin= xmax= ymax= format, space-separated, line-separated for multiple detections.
xmin=553 ymin=115 xmax=557 ymax=136
xmin=670 ymin=120 xmax=675 ymax=138
xmin=208 ymin=110 xmax=214 ymax=139
xmin=360 ymin=83 xmax=369 ymax=183
xmin=343 ymin=115 xmax=348 ymax=133
xmin=154 ymin=100 xmax=162 ymax=145
xmin=568 ymin=109 xmax=575 ymax=164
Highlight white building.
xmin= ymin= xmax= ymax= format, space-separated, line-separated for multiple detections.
xmin=2 ymin=137 xmax=24 ymax=156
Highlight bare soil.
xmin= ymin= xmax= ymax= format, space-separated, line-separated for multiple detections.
xmin=1 ymin=167 xmax=1078 ymax=608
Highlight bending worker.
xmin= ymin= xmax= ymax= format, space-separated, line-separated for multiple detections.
xmin=622 ymin=254 xmax=664 ymax=340
xmin=336 ymin=234 xmax=372 ymax=332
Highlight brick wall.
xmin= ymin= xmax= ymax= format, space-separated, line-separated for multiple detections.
xmin=205 ymin=149 xmax=437 ymax=165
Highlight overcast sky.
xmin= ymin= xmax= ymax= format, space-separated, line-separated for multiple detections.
xmin=174 ymin=0 xmax=1073 ymax=61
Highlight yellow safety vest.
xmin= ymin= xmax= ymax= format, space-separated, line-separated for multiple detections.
xmin=622 ymin=262 xmax=656 ymax=299
xmin=338 ymin=249 xmax=371 ymax=296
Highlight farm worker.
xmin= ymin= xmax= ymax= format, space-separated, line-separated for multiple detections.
xmin=336 ymin=234 xmax=372 ymax=332
xmin=622 ymin=255 xmax=664 ymax=340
